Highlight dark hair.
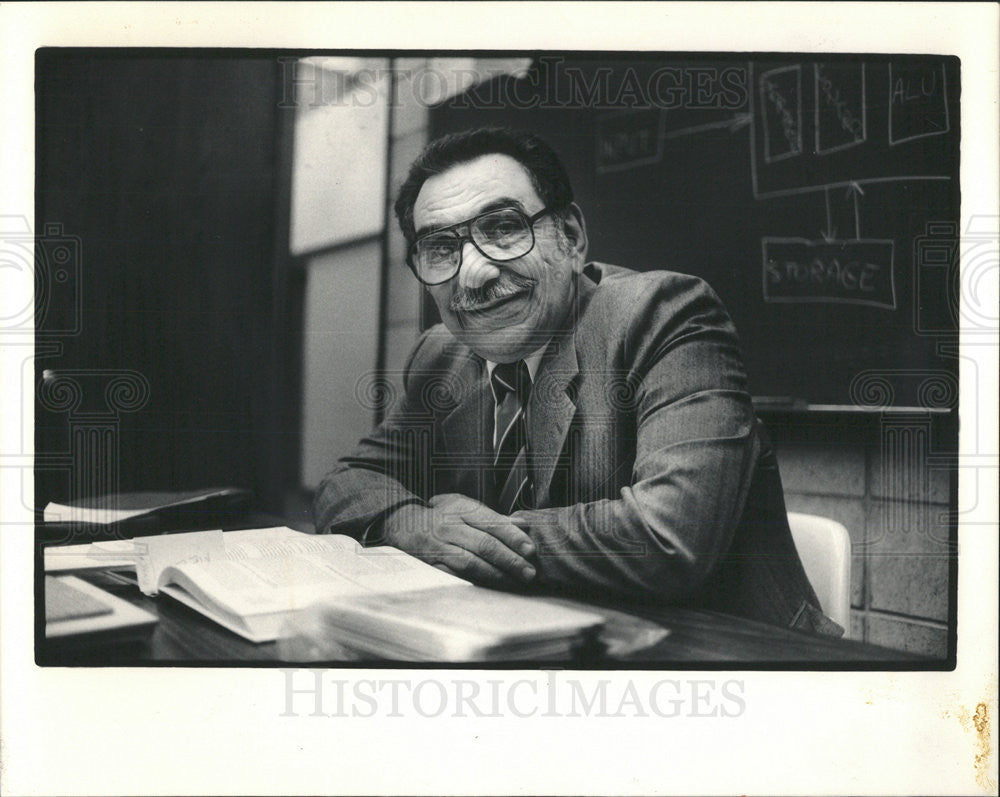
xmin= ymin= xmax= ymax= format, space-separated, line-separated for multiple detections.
xmin=393 ymin=127 xmax=575 ymax=244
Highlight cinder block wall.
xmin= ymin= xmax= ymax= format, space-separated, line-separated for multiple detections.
xmin=773 ymin=412 xmax=953 ymax=657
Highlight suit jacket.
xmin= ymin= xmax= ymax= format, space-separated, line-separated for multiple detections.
xmin=315 ymin=263 xmax=841 ymax=634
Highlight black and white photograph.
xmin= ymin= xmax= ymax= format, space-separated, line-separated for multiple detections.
xmin=1 ymin=3 xmax=997 ymax=795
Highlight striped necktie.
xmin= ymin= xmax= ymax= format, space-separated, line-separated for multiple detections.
xmin=489 ymin=360 xmax=533 ymax=514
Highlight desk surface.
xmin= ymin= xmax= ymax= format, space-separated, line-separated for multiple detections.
xmin=39 ymin=571 xmax=929 ymax=667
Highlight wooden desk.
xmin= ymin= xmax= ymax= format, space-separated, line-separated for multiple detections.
xmin=39 ymin=571 xmax=927 ymax=667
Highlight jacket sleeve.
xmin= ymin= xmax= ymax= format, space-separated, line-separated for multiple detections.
xmin=312 ymin=329 xmax=436 ymax=539
xmin=514 ymin=274 xmax=759 ymax=605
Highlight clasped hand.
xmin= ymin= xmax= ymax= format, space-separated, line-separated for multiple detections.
xmin=382 ymin=494 xmax=536 ymax=588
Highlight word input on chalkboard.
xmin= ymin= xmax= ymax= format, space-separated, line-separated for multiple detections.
xmin=762 ymin=238 xmax=896 ymax=309
xmin=596 ymin=109 xmax=664 ymax=173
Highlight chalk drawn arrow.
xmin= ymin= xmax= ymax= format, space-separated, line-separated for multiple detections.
xmin=663 ymin=112 xmax=753 ymax=140
xmin=845 ymin=182 xmax=865 ymax=240
xmin=821 ymin=187 xmax=837 ymax=242
xmin=728 ymin=112 xmax=753 ymax=132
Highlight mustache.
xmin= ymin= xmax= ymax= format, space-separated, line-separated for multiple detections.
xmin=449 ymin=272 xmax=535 ymax=312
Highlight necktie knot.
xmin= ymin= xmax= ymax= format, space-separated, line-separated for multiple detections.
xmin=491 ymin=360 xmax=531 ymax=403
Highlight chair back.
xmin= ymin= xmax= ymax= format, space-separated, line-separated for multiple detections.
xmin=787 ymin=512 xmax=852 ymax=634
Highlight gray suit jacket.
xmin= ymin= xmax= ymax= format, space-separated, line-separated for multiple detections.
xmin=315 ymin=263 xmax=840 ymax=634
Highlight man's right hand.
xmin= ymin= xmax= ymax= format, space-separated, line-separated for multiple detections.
xmin=381 ymin=494 xmax=536 ymax=588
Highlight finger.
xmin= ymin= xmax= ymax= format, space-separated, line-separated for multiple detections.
xmin=440 ymin=523 xmax=536 ymax=583
xmin=432 ymin=544 xmax=513 ymax=588
xmin=428 ymin=499 xmax=535 ymax=562
xmin=436 ymin=496 xmax=534 ymax=556
xmin=507 ymin=511 xmax=531 ymax=529
xmin=460 ymin=509 xmax=535 ymax=559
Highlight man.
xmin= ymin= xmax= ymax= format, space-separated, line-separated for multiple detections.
xmin=315 ymin=127 xmax=841 ymax=635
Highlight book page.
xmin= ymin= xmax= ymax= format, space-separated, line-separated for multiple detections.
xmin=43 ymin=529 xmax=301 ymax=574
xmin=43 ymin=541 xmax=138 ymax=573
xmin=159 ymin=538 xmax=467 ymax=618
xmin=43 ymin=526 xmax=340 ymax=587
xmin=222 ymin=529 xmax=359 ymax=561
xmin=135 ymin=530 xmax=226 ymax=595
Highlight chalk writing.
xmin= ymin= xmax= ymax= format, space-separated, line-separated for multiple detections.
xmin=596 ymin=109 xmax=663 ymax=173
xmin=759 ymin=66 xmax=802 ymax=163
xmin=889 ymin=62 xmax=949 ymax=145
xmin=750 ymin=61 xmax=953 ymax=199
xmin=762 ymin=237 xmax=896 ymax=308
xmin=815 ymin=63 xmax=866 ymax=154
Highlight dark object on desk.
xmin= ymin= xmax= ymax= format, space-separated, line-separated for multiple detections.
xmin=45 ymin=575 xmax=157 ymax=648
xmin=39 ymin=487 xmax=252 ymax=543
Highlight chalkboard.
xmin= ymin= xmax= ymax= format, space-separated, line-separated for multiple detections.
xmin=429 ymin=55 xmax=961 ymax=408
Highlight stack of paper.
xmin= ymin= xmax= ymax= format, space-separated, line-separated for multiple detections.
xmin=289 ymin=585 xmax=606 ymax=661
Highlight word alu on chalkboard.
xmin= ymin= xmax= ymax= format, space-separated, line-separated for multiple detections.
xmin=889 ymin=62 xmax=950 ymax=146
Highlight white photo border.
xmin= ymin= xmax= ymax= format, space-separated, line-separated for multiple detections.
xmin=1 ymin=3 xmax=997 ymax=795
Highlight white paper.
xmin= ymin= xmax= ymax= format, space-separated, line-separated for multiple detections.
xmin=134 ymin=530 xmax=226 ymax=595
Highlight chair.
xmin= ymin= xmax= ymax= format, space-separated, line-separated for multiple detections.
xmin=787 ymin=512 xmax=852 ymax=634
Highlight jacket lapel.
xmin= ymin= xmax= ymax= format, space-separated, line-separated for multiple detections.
xmin=439 ymin=353 xmax=492 ymax=456
xmin=528 ymin=271 xmax=599 ymax=505
xmin=528 ymin=333 xmax=579 ymax=506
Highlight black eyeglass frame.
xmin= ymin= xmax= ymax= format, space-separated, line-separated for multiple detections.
xmin=405 ymin=205 xmax=559 ymax=286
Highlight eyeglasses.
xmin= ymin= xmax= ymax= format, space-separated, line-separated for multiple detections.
xmin=407 ymin=205 xmax=557 ymax=285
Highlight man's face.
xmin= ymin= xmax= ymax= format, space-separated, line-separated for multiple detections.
xmin=412 ymin=154 xmax=586 ymax=363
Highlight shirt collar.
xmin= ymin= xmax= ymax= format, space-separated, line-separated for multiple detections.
xmin=485 ymin=342 xmax=549 ymax=398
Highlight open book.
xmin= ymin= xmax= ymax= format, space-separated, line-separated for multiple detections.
xmin=159 ymin=531 xmax=604 ymax=658
xmin=157 ymin=530 xmax=473 ymax=644
xmin=46 ymin=526 xmax=605 ymax=658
